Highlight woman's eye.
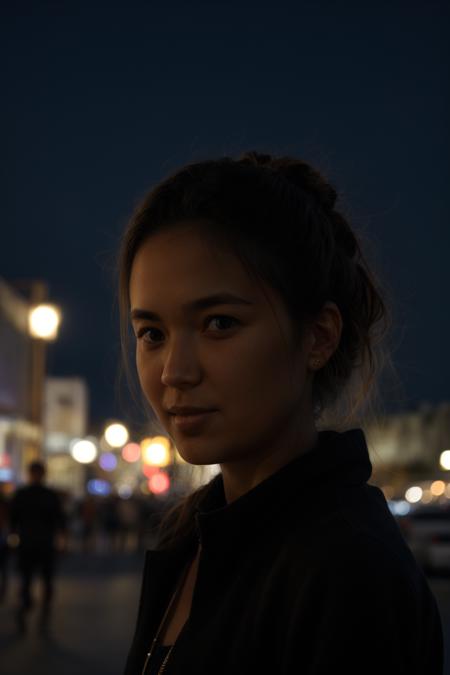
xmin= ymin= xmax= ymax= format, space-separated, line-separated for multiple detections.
xmin=135 ymin=315 xmax=239 ymax=346
xmin=206 ymin=315 xmax=239 ymax=332
xmin=136 ymin=327 xmax=163 ymax=344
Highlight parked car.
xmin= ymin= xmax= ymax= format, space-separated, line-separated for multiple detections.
xmin=393 ymin=502 xmax=450 ymax=575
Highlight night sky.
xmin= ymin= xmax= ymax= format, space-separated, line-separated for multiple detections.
xmin=2 ymin=1 xmax=449 ymax=428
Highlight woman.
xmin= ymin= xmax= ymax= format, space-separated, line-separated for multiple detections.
xmin=119 ymin=151 xmax=443 ymax=674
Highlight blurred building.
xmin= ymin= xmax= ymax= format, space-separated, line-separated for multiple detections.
xmin=366 ymin=401 xmax=450 ymax=495
xmin=0 ymin=278 xmax=40 ymax=486
xmin=43 ymin=376 xmax=89 ymax=495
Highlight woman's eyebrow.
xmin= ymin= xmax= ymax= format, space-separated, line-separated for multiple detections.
xmin=130 ymin=292 xmax=254 ymax=322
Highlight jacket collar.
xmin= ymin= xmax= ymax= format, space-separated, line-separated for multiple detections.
xmin=193 ymin=428 xmax=372 ymax=552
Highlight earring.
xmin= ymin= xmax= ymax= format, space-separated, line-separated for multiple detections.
xmin=311 ymin=358 xmax=323 ymax=370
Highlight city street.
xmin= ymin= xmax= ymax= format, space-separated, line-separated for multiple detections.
xmin=1 ymin=551 xmax=450 ymax=675
xmin=0 ymin=551 xmax=143 ymax=675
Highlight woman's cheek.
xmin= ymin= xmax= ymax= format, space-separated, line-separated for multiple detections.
xmin=136 ymin=349 xmax=152 ymax=394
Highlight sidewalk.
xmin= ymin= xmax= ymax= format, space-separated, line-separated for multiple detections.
xmin=0 ymin=551 xmax=145 ymax=675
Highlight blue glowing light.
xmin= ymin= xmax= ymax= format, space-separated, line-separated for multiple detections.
xmin=99 ymin=452 xmax=117 ymax=471
xmin=87 ymin=479 xmax=111 ymax=496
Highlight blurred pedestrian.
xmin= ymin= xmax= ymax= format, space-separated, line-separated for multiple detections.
xmin=78 ymin=494 xmax=98 ymax=552
xmin=99 ymin=494 xmax=120 ymax=553
xmin=119 ymin=151 xmax=444 ymax=674
xmin=0 ymin=485 xmax=10 ymax=602
xmin=9 ymin=460 xmax=66 ymax=635
xmin=117 ymin=496 xmax=140 ymax=553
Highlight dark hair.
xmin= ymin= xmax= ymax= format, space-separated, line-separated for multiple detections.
xmin=117 ymin=150 xmax=397 ymax=550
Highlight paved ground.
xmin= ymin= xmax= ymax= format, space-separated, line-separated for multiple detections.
xmin=0 ymin=551 xmax=144 ymax=675
xmin=1 ymin=551 xmax=450 ymax=675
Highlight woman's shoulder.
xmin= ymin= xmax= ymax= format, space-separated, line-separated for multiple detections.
xmin=279 ymin=488 xmax=424 ymax=593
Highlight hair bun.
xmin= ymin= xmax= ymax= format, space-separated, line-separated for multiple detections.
xmin=238 ymin=150 xmax=337 ymax=212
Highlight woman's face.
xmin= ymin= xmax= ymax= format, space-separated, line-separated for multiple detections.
xmin=129 ymin=223 xmax=315 ymax=467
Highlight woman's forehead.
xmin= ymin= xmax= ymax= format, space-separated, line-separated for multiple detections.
xmin=128 ymin=223 xmax=297 ymax=337
xmin=130 ymin=227 xmax=260 ymax=304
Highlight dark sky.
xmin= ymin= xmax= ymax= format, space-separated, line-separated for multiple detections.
xmin=2 ymin=1 xmax=449 ymax=427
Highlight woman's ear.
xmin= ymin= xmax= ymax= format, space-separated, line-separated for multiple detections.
xmin=307 ymin=301 xmax=343 ymax=371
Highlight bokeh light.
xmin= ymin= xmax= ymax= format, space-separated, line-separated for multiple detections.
xmin=149 ymin=471 xmax=170 ymax=495
xmin=405 ymin=486 xmax=423 ymax=503
xmin=99 ymin=452 xmax=117 ymax=471
xmin=28 ymin=304 xmax=61 ymax=340
xmin=142 ymin=436 xmax=171 ymax=466
xmin=71 ymin=439 xmax=97 ymax=464
xmin=104 ymin=423 xmax=129 ymax=448
xmin=122 ymin=443 xmax=141 ymax=463
xmin=87 ymin=479 xmax=111 ymax=496
xmin=430 ymin=480 xmax=446 ymax=496
xmin=440 ymin=450 xmax=450 ymax=470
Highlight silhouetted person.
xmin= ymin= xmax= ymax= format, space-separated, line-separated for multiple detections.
xmin=10 ymin=460 xmax=66 ymax=634
xmin=0 ymin=486 xmax=9 ymax=602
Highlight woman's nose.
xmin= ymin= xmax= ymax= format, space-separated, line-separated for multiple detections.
xmin=160 ymin=339 xmax=202 ymax=387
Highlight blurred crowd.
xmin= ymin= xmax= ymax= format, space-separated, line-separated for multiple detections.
xmin=0 ymin=467 xmax=174 ymax=599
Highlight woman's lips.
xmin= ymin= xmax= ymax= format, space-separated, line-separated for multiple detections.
xmin=171 ymin=410 xmax=217 ymax=432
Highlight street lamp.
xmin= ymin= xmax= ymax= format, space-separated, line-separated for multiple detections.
xmin=141 ymin=436 xmax=171 ymax=467
xmin=104 ymin=422 xmax=129 ymax=448
xmin=26 ymin=281 xmax=62 ymax=463
xmin=70 ymin=438 xmax=98 ymax=464
xmin=29 ymin=304 xmax=61 ymax=340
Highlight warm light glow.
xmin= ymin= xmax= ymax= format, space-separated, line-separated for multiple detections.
xmin=104 ymin=423 xmax=129 ymax=448
xmin=29 ymin=304 xmax=61 ymax=340
xmin=440 ymin=450 xmax=450 ymax=470
xmin=405 ymin=486 xmax=423 ymax=503
xmin=142 ymin=436 xmax=171 ymax=466
xmin=421 ymin=489 xmax=433 ymax=504
xmin=70 ymin=439 xmax=97 ymax=464
xmin=431 ymin=480 xmax=446 ymax=496
xmin=122 ymin=443 xmax=141 ymax=463
xmin=149 ymin=471 xmax=170 ymax=495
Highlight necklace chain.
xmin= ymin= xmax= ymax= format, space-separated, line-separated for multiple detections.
xmin=141 ymin=545 xmax=200 ymax=675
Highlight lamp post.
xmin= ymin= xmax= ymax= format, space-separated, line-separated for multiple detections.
xmin=27 ymin=280 xmax=62 ymax=460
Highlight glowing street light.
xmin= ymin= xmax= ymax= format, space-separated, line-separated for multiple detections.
xmin=122 ymin=443 xmax=141 ymax=463
xmin=141 ymin=436 xmax=171 ymax=467
xmin=70 ymin=439 xmax=98 ymax=464
xmin=29 ymin=304 xmax=62 ymax=340
xmin=439 ymin=450 xmax=450 ymax=470
xmin=405 ymin=486 xmax=423 ymax=503
xmin=430 ymin=480 xmax=446 ymax=496
xmin=104 ymin=423 xmax=129 ymax=448
xmin=149 ymin=471 xmax=170 ymax=495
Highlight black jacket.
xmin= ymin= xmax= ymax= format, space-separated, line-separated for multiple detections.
xmin=10 ymin=483 xmax=66 ymax=549
xmin=124 ymin=428 xmax=444 ymax=674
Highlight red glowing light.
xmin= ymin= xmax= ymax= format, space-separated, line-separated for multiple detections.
xmin=122 ymin=443 xmax=141 ymax=463
xmin=149 ymin=471 xmax=170 ymax=495
xmin=142 ymin=464 xmax=158 ymax=478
